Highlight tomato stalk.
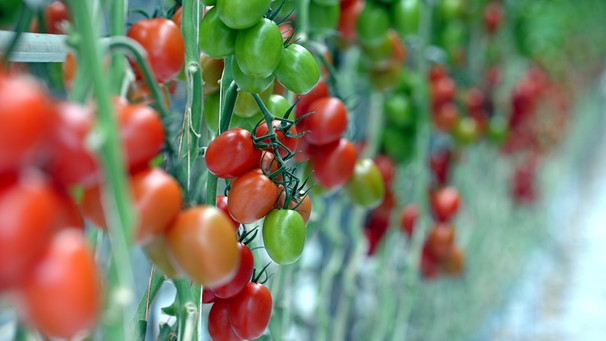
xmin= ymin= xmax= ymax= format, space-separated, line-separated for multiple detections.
xmin=132 ymin=267 xmax=165 ymax=340
xmin=108 ymin=0 xmax=127 ymax=94
xmin=65 ymin=0 xmax=136 ymax=339
xmin=174 ymin=279 xmax=199 ymax=341
xmin=361 ymin=91 xmax=385 ymax=159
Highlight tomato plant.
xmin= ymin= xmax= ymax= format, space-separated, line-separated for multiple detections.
xmin=263 ymin=209 xmax=306 ymax=264
xmin=255 ymin=119 xmax=299 ymax=157
xmin=217 ymin=0 xmax=271 ymax=30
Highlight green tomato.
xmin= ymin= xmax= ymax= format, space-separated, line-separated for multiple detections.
xmin=231 ymin=112 xmax=264 ymax=132
xmin=381 ymin=126 xmax=415 ymax=163
xmin=487 ymin=115 xmax=508 ymax=144
xmin=361 ymin=32 xmax=393 ymax=69
xmin=199 ymin=7 xmax=237 ymax=58
xmin=275 ymin=44 xmax=320 ymax=95
xmin=266 ymin=94 xmax=291 ymax=118
xmin=345 ymin=159 xmax=385 ymax=208
xmin=308 ymin=1 xmax=340 ymax=36
xmin=438 ymin=0 xmax=464 ymax=21
xmin=204 ymin=92 xmax=220 ymax=133
xmin=216 ymin=0 xmax=271 ymax=30
xmin=392 ymin=0 xmax=421 ymax=38
xmin=452 ymin=116 xmax=480 ymax=145
xmin=369 ymin=61 xmax=403 ymax=93
xmin=384 ymin=93 xmax=414 ymax=128
xmin=357 ymin=2 xmax=390 ymax=47
xmin=235 ymin=18 xmax=284 ymax=78
xmin=234 ymin=83 xmax=274 ymax=118
xmin=231 ymin=58 xmax=274 ymax=93
xmin=263 ymin=209 xmax=306 ymax=265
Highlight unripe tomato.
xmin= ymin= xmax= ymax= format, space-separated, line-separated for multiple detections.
xmin=231 ymin=57 xmax=274 ymax=93
xmin=204 ymin=92 xmax=220 ymax=132
xmin=228 ymin=282 xmax=273 ymax=340
xmin=127 ymin=18 xmax=185 ymax=83
xmin=16 ymin=229 xmax=101 ymax=339
xmin=217 ymin=0 xmax=271 ymax=29
xmin=275 ymin=44 xmax=321 ymax=94
xmin=199 ymin=7 xmax=237 ymax=58
xmin=235 ymin=19 xmax=283 ymax=78
xmin=309 ymin=1 xmax=340 ymax=35
xmin=356 ymin=2 xmax=390 ymax=47
xmin=205 ymin=128 xmax=262 ymax=179
xmin=266 ymin=94 xmax=291 ymax=117
xmin=227 ymin=169 xmax=281 ymax=224
xmin=452 ymin=116 xmax=480 ymax=145
xmin=392 ymin=0 xmax=420 ymax=38
xmin=345 ymin=159 xmax=385 ymax=208
xmin=310 ymin=138 xmax=357 ymax=189
xmin=263 ymin=209 xmax=306 ymax=264
xmin=166 ymin=206 xmax=240 ymax=286
xmin=234 ymin=81 xmax=274 ymax=118
xmin=384 ymin=92 xmax=414 ymax=128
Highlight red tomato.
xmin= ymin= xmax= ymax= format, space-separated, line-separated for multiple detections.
xmin=44 ymin=1 xmax=70 ymax=34
xmin=126 ymin=18 xmax=185 ymax=83
xmin=0 ymin=74 xmax=52 ymax=173
xmin=227 ymin=169 xmax=280 ymax=224
xmin=431 ymin=186 xmax=461 ymax=222
xmin=400 ymin=203 xmax=419 ymax=238
xmin=211 ymin=243 xmax=254 ymax=299
xmin=202 ymin=287 xmax=219 ymax=304
xmin=425 ymin=223 xmax=455 ymax=261
xmin=484 ymin=1 xmax=504 ymax=34
xmin=216 ymin=195 xmax=241 ymax=230
xmin=431 ymin=76 xmax=456 ymax=106
xmin=0 ymin=171 xmax=60 ymax=290
xmin=310 ymin=138 xmax=357 ymax=189
xmin=16 ymin=229 xmax=101 ymax=339
xmin=420 ymin=243 xmax=439 ymax=279
xmin=45 ymin=102 xmax=100 ymax=188
xmin=302 ymin=97 xmax=348 ymax=146
xmin=228 ymin=282 xmax=272 ymax=340
xmin=254 ymin=120 xmax=299 ymax=158
xmin=166 ymin=206 xmax=240 ymax=286
xmin=429 ymin=149 xmax=452 ymax=186
xmin=432 ymin=102 xmax=458 ymax=132
xmin=428 ymin=64 xmax=448 ymax=83
xmin=208 ymin=299 xmax=244 ymax=341
xmin=294 ymin=79 xmax=329 ymax=119
xmin=206 ymin=128 xmax=262 ymax=179
xmin=337 ymin=0 xmax=363 ymax=43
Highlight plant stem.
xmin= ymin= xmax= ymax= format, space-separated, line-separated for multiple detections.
xmin=132 ymin=267 xmax=165 ymax=340
xmin=174 ymin=279 xmax=198 ymax=341
xmin=109 ymin=0 xmax=127 ymax=94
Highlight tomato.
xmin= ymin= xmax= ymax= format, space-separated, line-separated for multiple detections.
xmin=231 ymin=57 xmax=274 ymax=93
xmin=16 ymin=229 xmax=101 ymax=339
xmin=345 ymin=159 xmax=385 ymax=208
xmin=127 ymin=18 xmax=185 ymax=83
xmin=372 ymin=154 xmax=396 ymax=188
xmin=166 ymin=206 xmax=240 ymax=286
xmin=277 ymin=192 xmax=312 ymax=225
xmin=384 ymin=92 xmax=414 ymax=128
xmin=254 ymin=119 xmax=299 ymax=158
xmin=227 ymin=169 xmax=280 ymax=224
xmin=204 ymin=92 xmax=221 ymax=132
xmin=234 ymin=82 xmax=274 ymax=118
xmin=202 ymin=287 xmax=219 ymax=304
xmin=337 ymin=0 xmax=363 ymax=43
xmin=0 ymin=171 xmax=60 ymax=290
xmin=360 ymin=32 xmax=393 ymax=69
xmin=266 ymin=94 xmax=291 ymax=117
xmin=487 ymin=114 xmax=508 ymax=144
xmin=309 ymin=1 xmax=340 ymax=35
xmin=228 ymin=282 xmax=272 ymax=340
xmin=235 ymin=18 xmax=283 ymax=78
xmin=442 ymin=246 xmax=464 ymax=276
xmin=0 ymin=74 xmax=52 ymax=173
xmin=201 ymin=53 xmax=225 ymax=95
xmin=216 ymin=195 xmax=241 ymax=230
xmin=302 ymin=97 xmax=348 ymax=146
xmin=452 ymin=116 xmax=480 ymax=145
xmin=293 ymin=135 xmax=312 ymax=162
xmin=356 ymin=2 xmax=390 ymax=47
xmin=217 ymin=0 xmax=271 ymax=29
xmin=275 ymin=44 xmax=320 ymax=94
xmin=44 ymin=1 xmax=70 ymax=34
xmin=211 ymin=243 xmax=254 ymax=298
xmin=438 ymin=0 xmax=464 ymax=21
xmin=430 ymin=186 xmax=460 ymax=222
xmin=205 ymin=128 xmax=262 ymax=178
xmin=432 ymin=103 xmax=458 ymax=132
xmin=62 ymin=52 xmax=77 ymax=91
xmin=294 ymin=79 xmax=329 ymax=118
xmin=425 ymin=223 xmax=455 ymax=261
xmin=263 ymin=209 xmax=306 ymax=264
xmin=199 ymin=7 xmax=237 ymax=59
xmin=116 ymin=102 xmax=166 ymax=172
xmin=429 ymin=149 xmax=451 ymax=186
xmin=430 ymin=75 xmax=456 ymax=106
xmin=44 ymin=102 xmax=99 ymax=188
xmin=208 ymin=299 xmax=244 ymax=341
xmin=380 ymin=125 xmax=414 ymax=163
xmin=142 ymin=235 xmax=180 ymax=278
xmin=420 ymin=244 xmax=439 ymax=279
xmin=400 ymin=203 xmax=418 ymax=238
xmin=392 ymin=0 xmax=420 ymax=38
xmin=368 ymin=60 xmax=403 ymax=92
xmin=310 ymin=138 xmax=357 ymax=189
xmin=260 ymin=151 xmax=282 ymax=181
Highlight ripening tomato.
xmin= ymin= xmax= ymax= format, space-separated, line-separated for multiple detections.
xmin=357 ymin=2 xmax=390 ymax=47
xmin=263 ymin=209 xmax=306 ymax=264
xmin=452 ymin=116 xmax=480 ymax=145
xmin=208 ymin=299 xmax=244 ymax=341
xmin=200 ymin=53 xmax=225 ymax=95
xmin=400 ymin=203 xmax=419 ymax=238
xmin=211 ymin=243 xmax=254 ymax=299
xmin=166 ymin=206 xmax=240 ymax=286
xmin=303 ymin=97 xmax=348 ymax=146
xmin=432 ymin=103 xmax=458 ymax=132
xmin=142 ymin=235 xmax=180 ymax=278
xmin=430 ymin=186 xmax=460 ymax=222
xmin=425 ymin=223 xmax=455 ymax=261
xmin=16 ymin=229 xmax=101 ymax=339
xmin=234 ymin=19 xmax=283 ymax=78
xmin=227 ymin=169 xmax=280 ymax=224
xmin=442 ymin=246 xmax=464 ymax=276
xmin=361 ymin=32 xmax=394 ymax=69
xmin=0 ymin=171 xmax=61 ymax=290
xmin=127 ymin=18 xmax=185 ymax=83
xmin=310 ymin=138 xmax=357 ymax=189
xmin=275 ymin=44 xmax=321 ymax=94
xmin=228 ymin=282 xmax=273 ymax=340
xmin=62 ymin=52 xmax=77 ymax=91
xmin=255 ymin=119 xmax=299 ymax=158
xmin=0 ymin=74 xmax=52 ymax=173
xmin=431 ymin=76 xmax=456 ymax=106
xmin=205 ymin=128 xmax=262 ymax=178
xmin=345 ymin=159 xmax=385 ymax=208
xmin=44 ymin=1 xmax=70 ymax=34
xmin=199 ymin=7 xmax=237 ymax=58
xmin=277 ymin=192 xmax=312 ymax=225
xmin=217 ymin=0 xmax=271 ymax=29
xmin=368 ymin=60 xmax=403 ymax=92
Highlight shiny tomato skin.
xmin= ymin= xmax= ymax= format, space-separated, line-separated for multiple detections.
xmin=338 ymin=0 xmax=363 ymax=43
xmin=275 ymin=44 xmax=321 ymax=95
xmin=392 ymin=0 xmax=420 ymax=38
xmin=211 ymin=243 xmax=254 ymax=299
xmin=255 ymin=119 xmax=299 ymax=158
xmin=234 ymin=18 xmax=283 ymax=78
xmin=345 ymin=159 xmax=385 ymax=208
xmin=206 ymin=128 xmax=262 ymax=179
xmin=44 ymin=1 xmax=70 ymax=34
xmin=356 ymin=1 xmax=390 ymax=47
xmin=310 ymin=138 xmax=357 ymax=189
xmin=431 ymin=186 xmax=461 ymax=222
xmin=216 ymin=195 xmax=241 ymax=230
xmin=166 ymin=206 xmax=240 ymax=286
xmin=127 ymin=18 xmax=185 ymax=83
xmin=208 ymin=299 xmax=244 ymax=341
xmin=231 ymin=57 xmax=274 ymax=93
xmin=262 ymin=209 xmax=306 ymax=264
xmin=217 ymin=0 xmax=271 ymax=30
xmin=0 ymin=172 xmax=61 ymax=290
xmin=303 ymin=97 xmax=348 ymax=146
xmin=142 ymin=235 xmax=180 ymax=279
xmin=227 ymin=169 xmax=280 ymax=224
xmin=228 ymin=282 xmax=273 ymax=340
xmin=117 ymin=102 xmax=166 ymax=172
xmin=17 ymin=229 xmax=101 ymax=339
xmin=0 ymin=75 xmax=52 ymax=173
xmin=199 ymin=7 xmax=237 ymax=58
xmin=294 ymin=79 xmax=329 ymax=119
xmin=202 ymin=287 xmax=219 ymax=304
xmin=309 ymin=1 xmax=340 ymax=35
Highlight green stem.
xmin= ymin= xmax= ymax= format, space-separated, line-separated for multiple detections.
xmin=109 ymin=0 xmax=127 ymax=94
xmin=132 ymin=267 xmax=165 ymax=340
xmin=66 ymin=1 xmax=136 ymax=339
xmin=296 ymin=0 xmax=310 ymax=43
xmin=174 ymin=279 xmax=199 ymax=341
xmin=362 ymin=91 xmax=384 ymax=159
